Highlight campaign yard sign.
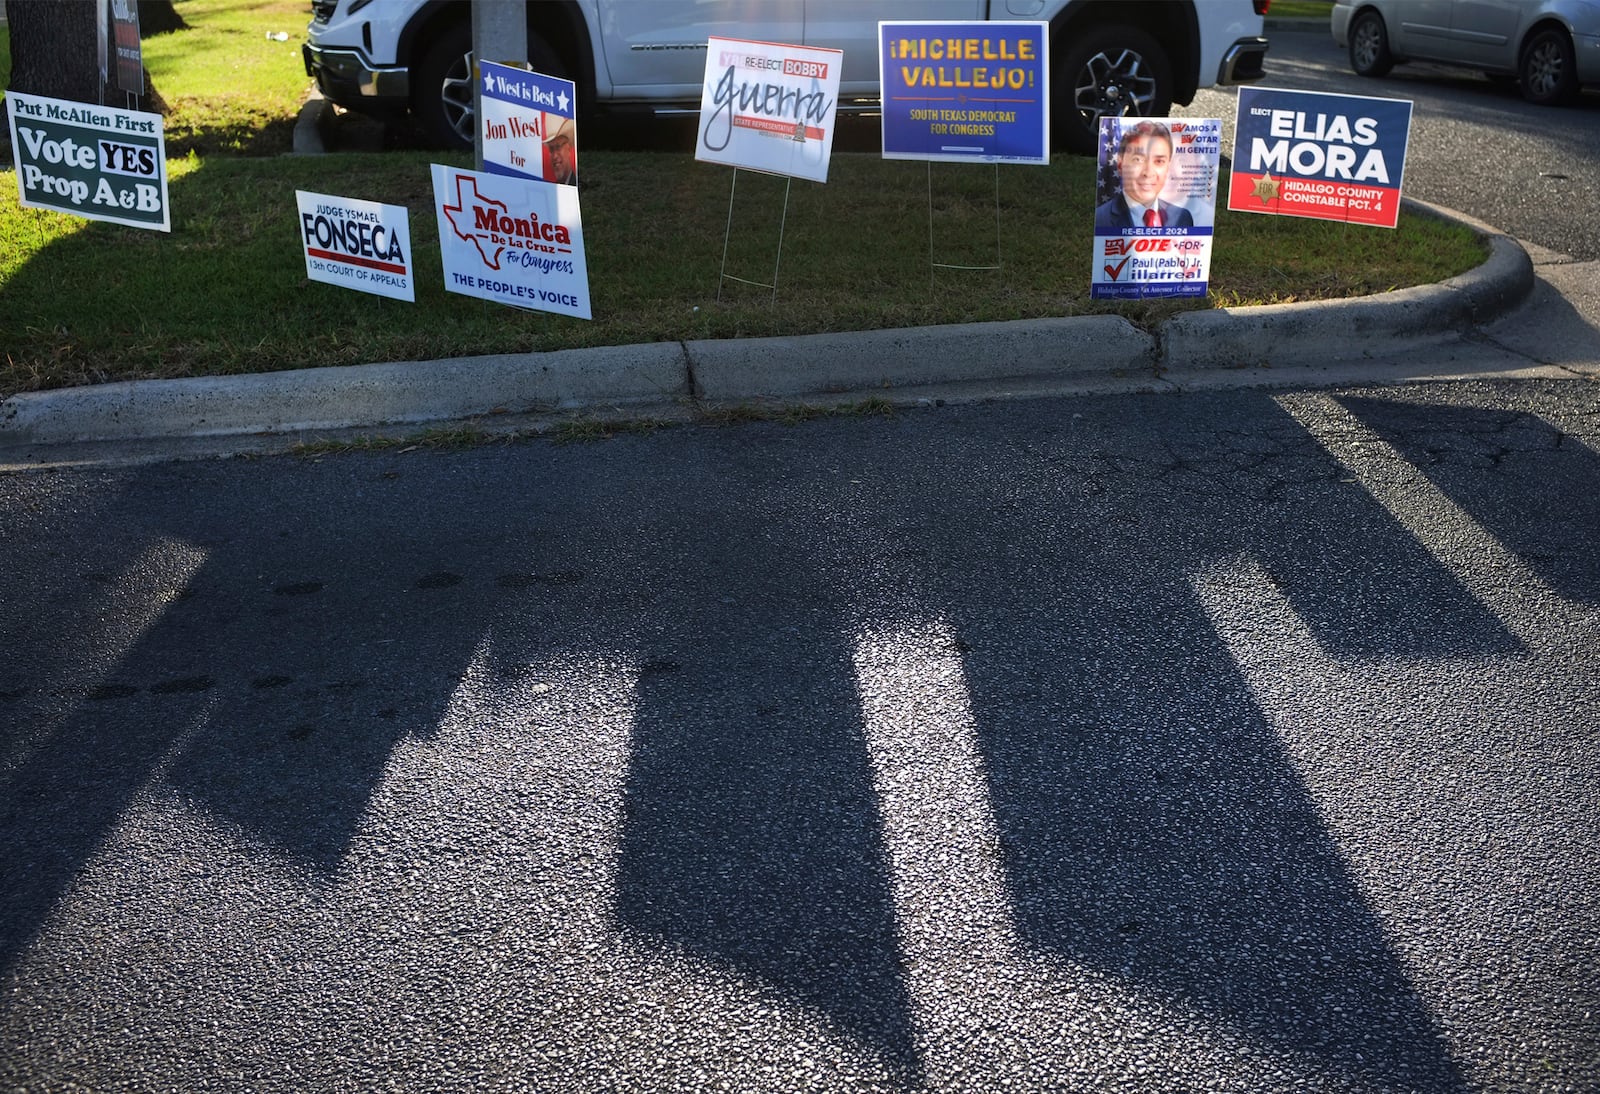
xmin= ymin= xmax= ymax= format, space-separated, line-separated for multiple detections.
xmin=296 ymin=191 xmax=414 ymax=302
xmin=1228 ymin=87 xmax=1412 ymax=228
xmin=479 ymin=60 xmax=579 ymax=186
xmin=6 ymin=91 xmax=169 ymax=232
xmin=1091 ymin=117 xmax=1221 ymax=300
xmin=432 ymin=164 xmax=591 ymax=319
xmin=879 ymin=21 xmax=1049 ymax=164
xmin=696 ymin=37 xmax=842 ymax=183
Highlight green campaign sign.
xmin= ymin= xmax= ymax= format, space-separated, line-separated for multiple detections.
xmin=6 ymin=91 xmax=170 ymax=232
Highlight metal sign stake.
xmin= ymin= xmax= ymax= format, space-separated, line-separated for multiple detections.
xmin=718 ymin=168 xmax=792 ymax=304
xmin=927 ymin=162 xmax=1004 ymax=285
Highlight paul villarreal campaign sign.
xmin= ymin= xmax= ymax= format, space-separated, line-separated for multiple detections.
xmin=1228 ymin=87 xmax=1413 ymax=228
xmin=431 ymin=164 xmax=591 ymax=319
xmin=6 ymin=91 xmax=170 ymax=231
xmin=695 ymin=37 xmax=842 ymax=183
xmin=1092 ymin=116 xmax=1222 ymax=300
xmin=879 ymin=21 xmax=1048 ymax=165
xmin=296 ymin=190 xmax=414 ymax=302
xmin=478 ymin=59 xmax=580 ymax=186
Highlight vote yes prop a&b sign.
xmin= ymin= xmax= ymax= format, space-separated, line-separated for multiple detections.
xmin=432 ymin=165 xmax=591 ymax=319
xmin=696 ymin=37 xmax=842 ymax=183
xmin=1228 ymin=87 xmax=1412 ymax=228
xmin=6 ymin=91 xmax=169 ymax=232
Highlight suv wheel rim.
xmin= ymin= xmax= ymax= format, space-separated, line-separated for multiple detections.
xmin=1525 ymin=39 xmax=1562 ymax=97
xmin=442 ymin=48 xmax=475 ymax=143
xmin=1353 ymin=21 xmax=1381 ymax=69
xmin=1073 ymin=48 xmax=1156 ymax=129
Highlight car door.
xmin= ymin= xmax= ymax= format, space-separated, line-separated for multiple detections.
xmin=804 ymin=0 xmax=985 ymax=97
xmin=593 ymin=0 xmax=804 ymax=99
xmin=1386 ymin=0 xmax=1456 ymax=58
xmin=1446 ymin=0 xmax=1526 ymax=69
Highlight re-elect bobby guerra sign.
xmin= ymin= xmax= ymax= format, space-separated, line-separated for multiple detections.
xmin=696 ymin=37 xmax=842 ymax=183
xmin=1228 ymin=87 xmax=1412 ymax=228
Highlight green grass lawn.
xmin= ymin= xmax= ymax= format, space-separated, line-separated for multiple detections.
xmin=1269 ymin=1 xmax=1336 ymax=19
xmin=1 ymin=0 xmax=1483 ymax=399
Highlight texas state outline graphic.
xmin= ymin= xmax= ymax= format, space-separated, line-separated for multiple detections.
xmin=441 ymin=173 xmax=507 ymax=270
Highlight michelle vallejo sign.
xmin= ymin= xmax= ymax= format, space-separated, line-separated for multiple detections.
xmin=879 ymin=21 xmax=1049 ymax=165
xmin=6 ymin=90 xmax=170 ymax=232
xmin=695 ymin=36 xmax=843 ymax=183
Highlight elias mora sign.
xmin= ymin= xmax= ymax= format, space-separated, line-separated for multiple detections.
xmin=1228 ymin=87 xmax=1413 ymax=229
xmin=6 ymin=91 xmax=170 ymax=232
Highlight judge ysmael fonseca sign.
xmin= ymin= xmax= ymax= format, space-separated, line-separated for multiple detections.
xmin=295 ymin=190 xmax=415 ymax=302
xmin=6 ymin=91 xmax=170 ymax=231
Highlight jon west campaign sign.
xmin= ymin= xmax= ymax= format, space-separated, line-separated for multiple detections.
xmin=696 ymin=37 xmax=842 ymax=183
xmin=431 ymin=164 xmax=591 ymax=319
xmin=479 ymin=60 xmax=580 ymax=186
xmin=1228 ymin=87 xmax=1413 ymax=229
xmin=879 ymin=21 xmax=1049 ymax=165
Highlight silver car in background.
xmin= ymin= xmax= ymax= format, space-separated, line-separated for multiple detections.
xmin=1331 ymin=0 xmax=1600 ymax=104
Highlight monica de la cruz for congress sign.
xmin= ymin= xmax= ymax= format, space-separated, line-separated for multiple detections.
xmin=431 ymin=164 xmax=591 ymax=320
xmin=296 ymin=191 xmax=414 ymax=302
xmin=1228 ymin=86 xmax=1413 ymax=228
xmin=6 ymin=91 xmax=170 ymax=231
xmin=696 ymin=37 xmax=842 ymax=184
xmin=879 ymin=21 xmax=1048 ymax=165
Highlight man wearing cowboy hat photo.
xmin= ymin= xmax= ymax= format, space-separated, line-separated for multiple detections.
xmin=545 ymin=116 xmax=577 ymax=186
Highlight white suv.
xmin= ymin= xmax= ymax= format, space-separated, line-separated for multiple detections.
xmin=305 ymin=0 xmax=1269 ymax=154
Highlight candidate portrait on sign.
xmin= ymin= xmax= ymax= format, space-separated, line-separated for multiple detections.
xmin=544 ymin=115 xmax=577 ymax=186
xmin=1094 ymin=120 xmax=1194 ymax=231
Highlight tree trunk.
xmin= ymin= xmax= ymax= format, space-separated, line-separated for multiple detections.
xmin=138 ymin=0 xmax=186 ymax=36
xmin=4 ymin=0 xmax=103 ymax=104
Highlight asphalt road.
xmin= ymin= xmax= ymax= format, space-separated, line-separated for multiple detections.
xmin=2 ymin=376 xmax=1597 ymax=1091
xmin=1186 ymin=25 xmax=1600 ymax=262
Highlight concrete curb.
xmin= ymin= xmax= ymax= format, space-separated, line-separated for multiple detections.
xmin=292 ymin=90 xmax=333 ymax=155
xmin=0 ymin=344 xmax=688 ymax=447
xmin=1158 ymin=198 xmax=1534 ymax=371
xmin=688 ymin=315 xmax=1155 ymax=400
xmin=0 ymin=201 xmax=1536 ymax=453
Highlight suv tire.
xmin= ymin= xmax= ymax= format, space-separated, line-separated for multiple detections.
xmin=1348 ymin=10 xmax=1395 ymax=78
xmin=1053 ymin=24 xmax=1173 ymax=155
xmin=1519 ymin=27 xmax=1579 ymax=105
xmin=412 ymin=21 xmax=570 ymax=150
xmin=414 ymin=23 xmax=476 ymax=149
